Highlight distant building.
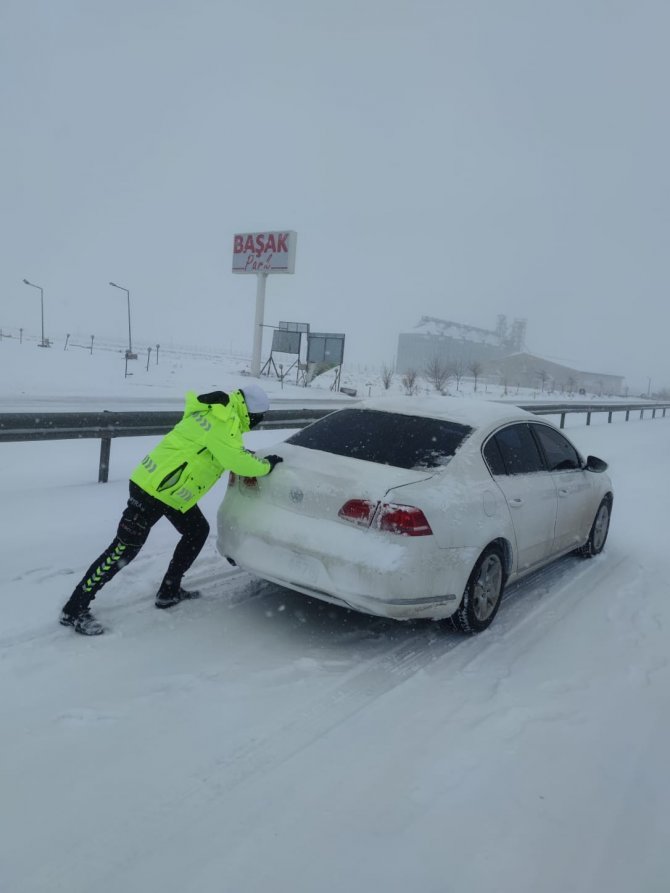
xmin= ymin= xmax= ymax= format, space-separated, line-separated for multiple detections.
xmin=396 ymin=315 xmax=625 ymax=395
xmin=397 ymin=315 xmax=526 ymax=373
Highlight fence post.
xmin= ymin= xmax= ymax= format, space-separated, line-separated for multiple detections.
xmin=98 ymin=437 xmax=111 ymax=483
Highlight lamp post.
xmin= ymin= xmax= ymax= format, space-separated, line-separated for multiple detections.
xmin=22 ymin=279 xmax=49 ymax=347
xmin=109 ymin=281 xmax=135 ymax=358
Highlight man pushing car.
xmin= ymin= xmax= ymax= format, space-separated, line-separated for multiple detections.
xmin=60 ymin=384 xmax=282 ymax=635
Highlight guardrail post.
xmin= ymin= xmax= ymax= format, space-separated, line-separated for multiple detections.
xmin=625 ymin=410 xmax=630 ymax=421
xmin=608 ymin=411 xmax=613 ymax=423
xmin=652 ymin=408 xmax=656 ymax=419
xmin=560 ymin=412 xmax=565 ymax=429
xmin=98 ymin=437 xmax=111 ymax=483
xmin=586 ymin=411 xmax=591 ymax=426
xmin=640 ymin=409 xmax=644 ymax=420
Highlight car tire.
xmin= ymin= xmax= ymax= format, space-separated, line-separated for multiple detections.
xmin=576 ymin=496 xmax=612 ymax=558
xmin=451 ymin=544 xmax=506 ymax=634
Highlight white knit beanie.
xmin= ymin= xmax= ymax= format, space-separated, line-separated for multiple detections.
xmin=241 ymin=383 xmax=270 ymax=413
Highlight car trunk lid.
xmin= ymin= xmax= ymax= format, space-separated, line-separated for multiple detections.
xmin=246 ymin=442 xmax=436 ymax=522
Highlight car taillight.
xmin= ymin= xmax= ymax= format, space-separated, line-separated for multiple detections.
xmin=377 ymin=503 xmax=433 ymax=536
xmin=338 ymin=500 xmax=433 ymax=536
xmin=338 ymin=499 xmax=377 ymax=527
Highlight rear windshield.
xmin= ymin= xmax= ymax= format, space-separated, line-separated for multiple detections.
xmin=286 ymin=409 xmax=472 ymax=470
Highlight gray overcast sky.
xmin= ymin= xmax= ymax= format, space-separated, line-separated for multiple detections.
xmin=1 ymin=0 xmax=668 ymax=391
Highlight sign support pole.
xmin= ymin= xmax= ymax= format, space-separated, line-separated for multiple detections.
xmin=251 ymin=272 xmax=268 ymax=377
xmin=232 ymin=232 xmax=297 ymax=376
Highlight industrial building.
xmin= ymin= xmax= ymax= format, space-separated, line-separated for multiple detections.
xmin=396 ymin=315 xmax=625 ymax=396
xmin=396 ymin=315 xmax=525 ymax=373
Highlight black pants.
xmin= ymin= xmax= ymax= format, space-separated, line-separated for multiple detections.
xmin=65 ymin=481 xmax=210 ymax=612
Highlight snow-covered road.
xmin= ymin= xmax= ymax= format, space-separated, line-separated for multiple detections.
xmin=2 ymin=417 xmax=669 ymax=893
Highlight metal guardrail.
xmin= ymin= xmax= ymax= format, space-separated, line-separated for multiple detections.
xmin=0 ymin=408 xmax=332 ymax=482
xmin=516 ymin=401 xmax=670 ymax=429
xmin=1 ymin=401 xmax=669 ymax=483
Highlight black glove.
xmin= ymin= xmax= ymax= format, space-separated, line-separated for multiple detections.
xmin=265 ymin=454 xmax=283 ymax=472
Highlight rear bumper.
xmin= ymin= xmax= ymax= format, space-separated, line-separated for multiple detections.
xmin=216 ymin=501 xmax=476 ymax=621
xmin=233 ymin=566 xmax=460 ymax=620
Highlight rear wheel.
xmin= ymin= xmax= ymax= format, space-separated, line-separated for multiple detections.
xmin=452 ymin=545 xmax=505 ymax=634
xmin=576 ymin=497 xmax=611 ymax=558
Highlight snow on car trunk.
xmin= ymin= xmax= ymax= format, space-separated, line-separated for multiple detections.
xmin=247 ymin=442 xmax=435 ymax=523
xmin=240 ymin=406 xmax=474 ymax=525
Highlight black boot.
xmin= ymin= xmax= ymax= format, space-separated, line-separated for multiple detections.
xmin=60 ymin=592 xmax=105 ymax=636
xmin=155 ymin=583 xmax=202 ymax=609
xmin=60 ymin=607 xmax=105 ymax=636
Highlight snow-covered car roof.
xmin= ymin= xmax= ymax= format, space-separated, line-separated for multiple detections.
xmin=348 ymin=396 xmax=535 ymax=430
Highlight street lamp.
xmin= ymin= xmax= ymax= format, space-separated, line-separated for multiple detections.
xmin=22 ymin=279 xmax=49 ymax=347
xmin=109 ymin=281 xmax=135 ymax=358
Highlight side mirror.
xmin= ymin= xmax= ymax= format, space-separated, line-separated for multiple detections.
xmin=585 ymin=455 xmax=608 ymax=473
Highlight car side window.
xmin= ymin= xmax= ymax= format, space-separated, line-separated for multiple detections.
xmin=483 ymin=437 xmax=507 ymax=476
xmin=532 ymin=425 xmax=581 ymax=471
xmin=493 ymin=424 xmax=546 ymax=475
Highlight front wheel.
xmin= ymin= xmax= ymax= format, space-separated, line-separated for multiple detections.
xmin=451 ymin=545 xmax=506 ymax=634
xmin=576 ymin=497 xmax=612 ymax=558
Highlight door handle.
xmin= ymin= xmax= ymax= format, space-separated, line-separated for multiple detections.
xmin=509 ymin=497 xmax=524 ymax=507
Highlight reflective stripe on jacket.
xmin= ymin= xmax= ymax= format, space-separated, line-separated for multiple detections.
xmin=130 ymin=390 xmax=270 ymax=512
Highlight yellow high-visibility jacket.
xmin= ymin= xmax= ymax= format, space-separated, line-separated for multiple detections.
xmin=130 ymin=390 xmax=270 ymax=512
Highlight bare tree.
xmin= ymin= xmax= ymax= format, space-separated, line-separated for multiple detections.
xmin=566 ymin=376 xmax=576 ymax=396
xmin=536 ymin=369 xmax=549 ymax=393
xmin=424 ymin=356 xmax=450 ymax=392
xmin=468 ymin=360 xmax=483 ymax=392
xmin=449 ymin=359 xmax=465 ymax=391
xmin=380 ymin=363 xmax=394 ymax=390
xmin=401 ymin=368 xmax=418 ymax=396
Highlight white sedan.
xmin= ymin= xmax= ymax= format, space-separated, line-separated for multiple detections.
xmin=216 ymin=398 xmax=613 ymax=633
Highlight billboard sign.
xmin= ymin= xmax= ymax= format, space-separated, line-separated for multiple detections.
xmin=232 ymin=230 xmax=297 ymax=274
xmin=306 ymin=333 xmax=345 ymax=366
xmin=271 ymin=330 xmax=301 ymax=355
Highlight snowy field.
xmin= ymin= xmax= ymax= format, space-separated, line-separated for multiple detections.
xmin=0 ymin=332 xmax=646 ymax=411
xmin=1 ymin=341 xmax=670 ymax=893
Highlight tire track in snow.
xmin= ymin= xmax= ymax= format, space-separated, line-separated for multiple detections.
xmin=6 ymin=549 xmax=637 ymax=892
xmin=89 ymin=552 xmax=634 ymax=893
xmin=142 ymin=553 xmax=631 ymax=816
